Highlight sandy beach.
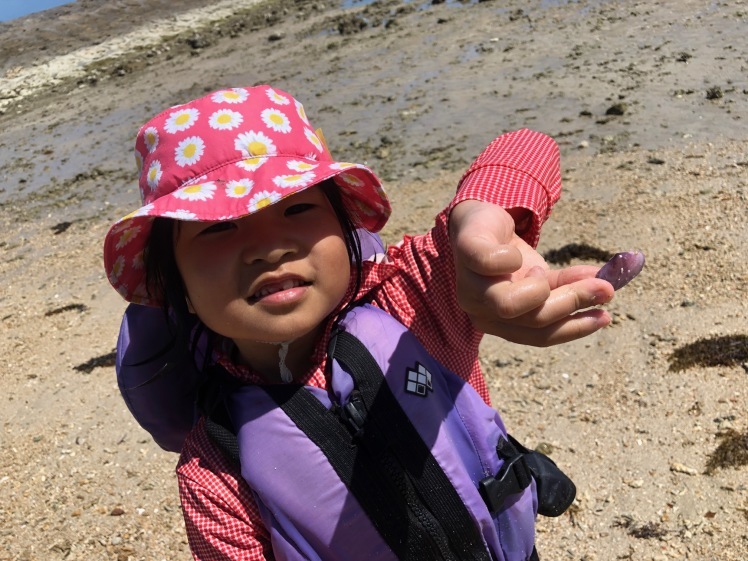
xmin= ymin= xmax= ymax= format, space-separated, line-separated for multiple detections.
xmin=1 ymin=0 xmax=746 ymax=559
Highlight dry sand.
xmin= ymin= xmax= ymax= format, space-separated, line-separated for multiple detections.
xmin=0 ymin=0 xmax=746 ymax=559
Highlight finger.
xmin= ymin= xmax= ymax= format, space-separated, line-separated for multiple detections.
xmin=459 ymin=275 xmax=551 ymax=319
xmin=544 ymin=265 xmax=602 ymax=289
xmin=468 ymin=277 xmax=614 ymax=329
xmin=454 ymin=237 xmax=523 ymax=276
xmin=524 ymin=265 xmax=547 ymax=278
xmin=475 ymin=309 xmax=611 ymax=347
xmin=517 ymin=278 xmax=615 ymax=327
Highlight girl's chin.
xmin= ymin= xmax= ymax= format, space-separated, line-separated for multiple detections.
xmin=232 ymin=323 xmax=322 ymax=353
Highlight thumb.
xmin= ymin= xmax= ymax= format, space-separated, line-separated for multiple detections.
xmin=450 ymin=201 xmax=522 ymax=275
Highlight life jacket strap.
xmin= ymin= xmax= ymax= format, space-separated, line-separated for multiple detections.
xmin=327 ymin=329 xmax=493 ymax=561
xmin=198 ymin=365 xmax=242 ymax=465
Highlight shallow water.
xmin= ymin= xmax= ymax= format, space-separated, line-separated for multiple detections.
xmin=0 ymin=0 xmax=76 ymax=23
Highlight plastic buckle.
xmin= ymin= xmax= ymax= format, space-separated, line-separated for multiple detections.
xmin=479 ymin=452 xmax=533 ymax=513
xmin=341 ymin=391 xmax=367 ymax=438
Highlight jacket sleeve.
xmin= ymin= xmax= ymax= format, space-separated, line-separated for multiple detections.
xmin=178 ymin=421 xmax=274 ymax=561
xmin=449 ymin=128 xmax=561 ymax=248
xmin=371 ymin=129 xmax=563 ymax=404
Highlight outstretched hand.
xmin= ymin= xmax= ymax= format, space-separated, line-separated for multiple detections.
xmin=449 ymin=200 xmax=615 ymax=347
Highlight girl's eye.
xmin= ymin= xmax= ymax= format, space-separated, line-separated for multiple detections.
xmin=199 ymin=221 xmax=236 ymax=235
xmin=285 ymin=203 xmax=315 ymax=216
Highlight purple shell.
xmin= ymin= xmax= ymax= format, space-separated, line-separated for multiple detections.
xmin=595 ymin=251 xmax=645 ymax=290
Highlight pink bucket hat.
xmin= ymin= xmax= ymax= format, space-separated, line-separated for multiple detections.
xmin=104 ymin=85 xmax=391 ymax=306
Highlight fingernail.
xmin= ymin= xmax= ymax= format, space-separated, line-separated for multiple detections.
xmin=591 ymin=289 xmax=612 ymax=304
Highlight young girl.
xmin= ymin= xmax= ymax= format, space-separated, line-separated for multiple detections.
xmin=104 ymin=85 xmax=614 ymax=560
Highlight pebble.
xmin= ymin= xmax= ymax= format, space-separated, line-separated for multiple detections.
xmin=670 ymin=462 xmax=699 ymax=476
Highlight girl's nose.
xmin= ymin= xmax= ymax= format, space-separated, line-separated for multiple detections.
xmin=239 ymin=217 xmax=298 ymax=265
xmin=243 ymin=243 xmax=296 ymax=265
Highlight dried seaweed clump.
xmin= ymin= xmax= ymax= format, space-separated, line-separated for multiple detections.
xmin=668 ymin=334 xmax=748 ymax=372
xmin=45 ymin=303 xmax=89 ymax=317
xmin=705 ymin=429 xmax=748 ymax=475
xmin=612 ymin=515 xmax=668 ymax=539
xmin=543 ymin=243 xmax=612 ymax=265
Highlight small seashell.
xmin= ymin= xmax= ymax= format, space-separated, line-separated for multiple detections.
xmin=596 ymin=251 xmax=645 ymax=290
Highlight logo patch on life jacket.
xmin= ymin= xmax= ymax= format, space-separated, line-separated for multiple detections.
xmin=405 ymin=363 xmax=433 ymax=396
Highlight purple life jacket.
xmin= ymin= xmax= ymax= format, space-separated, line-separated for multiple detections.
xmin=219 ymin=305 xmax=539 ymax=561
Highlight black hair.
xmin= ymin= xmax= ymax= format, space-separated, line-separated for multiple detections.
xmin=143 ymin=178 xmax=363 ymax=369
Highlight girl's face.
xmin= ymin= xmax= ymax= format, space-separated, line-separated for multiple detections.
xmin=173 ymin=185 xmax=351 ymax=371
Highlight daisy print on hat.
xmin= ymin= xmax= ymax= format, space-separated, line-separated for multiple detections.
xmin=287 ymin=160 xmax=318 ymax=172
xmin=164 ymin=107 xmax=199 ymax=134
xmin=248 ymin=190 xmax=282 ymax=212
xmin=110 ymin=255 xmax=126 ymax=283
xmin=262 ymin=108 xmax=291 ymax=133
xmin=335 ymin=171 xmax=366 ymax=188
xmin=134 ymin=150 xmax=144 ymax=174
xmin=209 ymin=109 xmax=244 ymax=131
xmin=212 ymin=88 xmax=249 ymax=104
xmin=131 ymin=249 xmax=145 ymax=271
xmin=143 ymin=127 xmax=159 ymax=152
xmin=115 ymin=224 xmax=141 ymax=250
xmin=273 ymin=172 xmax=317 ymax=189
xmin=146 ymin=160 xmax=162 ymax=190
xmin=235 ymin=131 xmax=276 ymax=157
xmin=266 ymin=87 xmax=290 ymax=105
xmin=304 ymin=129 xmax=324 ymax=152
xmin=329 ymin=162 xmax=356 ymax=171
xmin=163 ymin=209 xmax=199 ymax=220
xmin=173 ymin=182 xmax=217 ymax=202
xmin=294 ymin=99 xmax=310 ymax=125
xmin=226 ymin=179 xmax=254 ymax=198
xmin=237 ymin=157 xmax=266 ymax=172
xmin=305 ymin=128 xmax=324 ymax=152
xmin=175 ymin=136 xmax=205 ymax=167
xmin=131 ymin=203 xmax=154 ymax=218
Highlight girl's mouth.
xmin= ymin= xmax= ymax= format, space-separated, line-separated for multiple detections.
xmin=249 ymin=279 xmax=310 ymax=302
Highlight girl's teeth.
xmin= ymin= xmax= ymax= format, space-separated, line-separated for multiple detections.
xmin=256 ymin=280 xmax=301 ymax=298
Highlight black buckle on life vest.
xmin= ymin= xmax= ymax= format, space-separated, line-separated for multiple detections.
xmin=341 ymin=389 xmax=367 ymax=438
xmin=478 ymin=436 xmax=533 ymax=513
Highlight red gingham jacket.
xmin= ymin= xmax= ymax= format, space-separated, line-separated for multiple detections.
xmin=177 ymin=129 xmax=561 ymax=560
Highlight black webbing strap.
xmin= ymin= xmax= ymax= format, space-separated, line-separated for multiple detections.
xmin=199 ymin=365 xmax=241 ymax=465
xmin=328 ymin=331 xmax=492 ymax=561
xmin=204 ymin=415 xmax=241 ymax=465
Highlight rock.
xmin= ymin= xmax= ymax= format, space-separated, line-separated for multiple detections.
xmin=605 ymin=103 xmax=627 ymax=116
